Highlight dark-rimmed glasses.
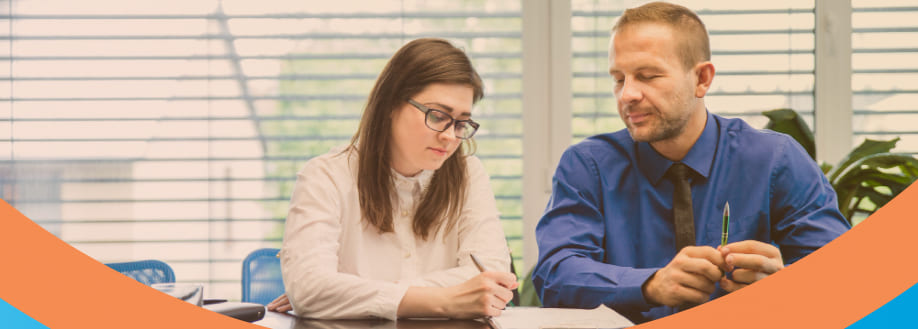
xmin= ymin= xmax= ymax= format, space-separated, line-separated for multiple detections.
xmin=407 ymin=99 xmax=480 ymax=140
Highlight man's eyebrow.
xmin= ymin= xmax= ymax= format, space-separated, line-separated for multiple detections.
xmin=608 ymin=66 xmax=664 ymax=76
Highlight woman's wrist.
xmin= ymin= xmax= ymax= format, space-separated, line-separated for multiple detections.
xmin=397 ymin=286 xmax=452 ymax=318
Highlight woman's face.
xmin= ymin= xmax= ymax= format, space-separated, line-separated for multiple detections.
xmin=389 ymin=83 xmax=475 ymax=177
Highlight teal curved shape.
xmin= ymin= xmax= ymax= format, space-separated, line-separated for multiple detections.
xmin=848 ymin=283 xmax=918 ymax=328
xmin=0 ymin=298 xmax=50 ymax=329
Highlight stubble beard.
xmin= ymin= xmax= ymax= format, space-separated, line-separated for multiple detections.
xmin=624 ymin=107 xmax=691 ymax=143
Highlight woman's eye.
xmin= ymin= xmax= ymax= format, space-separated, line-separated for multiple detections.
xmin=428 ymin=111 xmax=449 ymax=123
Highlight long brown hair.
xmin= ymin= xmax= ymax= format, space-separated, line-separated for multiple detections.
xmin=349 ymin=38 xmax=484 ymax=239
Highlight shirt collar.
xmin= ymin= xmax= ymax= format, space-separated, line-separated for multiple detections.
xmin=392 ymin=168 xmax=434 ymax=193
xmin=638 ymin=110 xmax=719 ymax=185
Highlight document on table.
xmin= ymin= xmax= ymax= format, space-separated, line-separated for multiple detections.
xmin=489 ymin=305 xmax=634 ymax=329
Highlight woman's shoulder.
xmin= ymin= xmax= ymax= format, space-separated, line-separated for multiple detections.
xmin=461 ymin=154 xmax=490 ymax=182
xmin=299 ymin=145 xmax=358 ymax=177
xmin=462 ymin=154 xmax=485 ymax=171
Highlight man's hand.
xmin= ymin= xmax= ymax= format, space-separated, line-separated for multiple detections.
xmin=719 ymin=240 xmax=784 ymax=292
xmin=642 ymin=246 xmax=726 ymax=307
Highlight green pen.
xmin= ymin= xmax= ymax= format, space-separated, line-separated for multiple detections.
xmin=721 ymin=202 xmax=730 ymax=247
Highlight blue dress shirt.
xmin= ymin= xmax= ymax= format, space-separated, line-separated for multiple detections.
xmin=533 ymin=112 xmax=850 ymax=323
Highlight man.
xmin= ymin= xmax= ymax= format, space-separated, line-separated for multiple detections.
xmin=532 ymin=2 xmax=850 ymax=323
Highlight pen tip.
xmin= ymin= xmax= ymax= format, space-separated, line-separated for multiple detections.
xmin=725 ymin=202 xmax=730 ymax=215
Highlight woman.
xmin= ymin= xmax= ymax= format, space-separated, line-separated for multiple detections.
xmin=267 ymin=38 xmax=518 ymax=320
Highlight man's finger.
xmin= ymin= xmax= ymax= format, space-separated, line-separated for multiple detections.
xmin=672 ymin=284 xmax=710 ymax=305
xmin=680 ymin=257 xmax=725 ymax=282
xmin=727 ymin=253 xmax=782 ymax=274
xmin=723 ymin=240 xmax=780 ymax=258
xmin=670 ymin=269 xmax=716 ymax=295
xmin=682 ymin=246 xmax=726 ymax=268
xmin=720 ymin=277 xmax=748 ymax=293
xmin=730 ymin=268 xmax=769 ymax=284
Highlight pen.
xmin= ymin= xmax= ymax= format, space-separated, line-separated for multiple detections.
xmin=470 ymin=253 xmax=487 ymax=272
xmin=469 ymin=253 xmax=503 ymax=329
xmin=721 ymin=202 xmax=730 ymax=247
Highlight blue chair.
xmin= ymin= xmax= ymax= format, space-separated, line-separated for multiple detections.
xmin=242 ymin=248 xmax=284 ymax=305
xmin=106 ymin=260 xmax=175 ymax=286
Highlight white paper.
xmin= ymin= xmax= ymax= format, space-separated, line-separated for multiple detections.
xmin=491 ymin=305 xmax=634 ymax=329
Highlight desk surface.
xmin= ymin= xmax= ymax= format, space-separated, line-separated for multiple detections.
xmin=253 ymin=311 xmax=489 ymax=329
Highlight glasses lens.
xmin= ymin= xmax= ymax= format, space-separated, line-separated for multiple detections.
xmin=456 ymin=121 xmax=479 ymax=139
xmin=425 ymin=109 xmax=452 ymax=131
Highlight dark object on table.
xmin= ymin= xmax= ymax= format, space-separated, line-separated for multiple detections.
xmin=205 ymin=302 xmax=266 ymax=322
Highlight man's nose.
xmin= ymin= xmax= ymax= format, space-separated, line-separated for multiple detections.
xmin=618 ymin=79 xmax=642 ymax=104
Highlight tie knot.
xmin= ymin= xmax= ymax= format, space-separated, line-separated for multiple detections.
xmin=666 ymin=163 xmax=692 ymax=181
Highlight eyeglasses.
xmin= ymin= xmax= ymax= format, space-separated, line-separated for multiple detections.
xmin=407 ymin=99 xmax=480 ymax=140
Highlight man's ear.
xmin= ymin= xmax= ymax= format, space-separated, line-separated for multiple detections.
xmin=693 ymin=61 xmax=715 ymax=98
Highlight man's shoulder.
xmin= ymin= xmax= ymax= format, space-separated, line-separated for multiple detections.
xmin=717 ymin=115 xmax=795 ymax=150
xmin=714 ymin=114 xmax=815 ymax=171
xmin=569 ymin=129 xmax=635 ymax=157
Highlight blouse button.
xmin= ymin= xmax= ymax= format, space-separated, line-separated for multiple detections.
xmin=404 ymin=252 xmax=411 ymax=258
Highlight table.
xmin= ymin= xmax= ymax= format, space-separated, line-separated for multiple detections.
xmin=253 ymin=311 xmax=490 ymax=329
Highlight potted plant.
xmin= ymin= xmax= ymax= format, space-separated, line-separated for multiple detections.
xmin=763 ymin=108 xmax=918 ymax=224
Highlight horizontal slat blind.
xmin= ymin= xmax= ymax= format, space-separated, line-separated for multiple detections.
xmin=570 ymin=0 xmax=816 ymax=141
xmin=0 ymin=0 xmax=523 ymax=300
xmin=851 ymin=1 xmax=918 ymax=154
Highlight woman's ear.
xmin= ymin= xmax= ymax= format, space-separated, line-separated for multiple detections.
xmin=693 ymin=61 xmax=715 ymax=98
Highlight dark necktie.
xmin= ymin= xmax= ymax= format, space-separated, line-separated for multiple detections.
xmin=666 ymin=163 xmax=695 ymax=251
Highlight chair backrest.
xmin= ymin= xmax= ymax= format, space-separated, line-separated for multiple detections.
xmin=242 ymin=248 xmax=284 ymax=305
xmin=106 ymin=260 xmax=175 ymax=286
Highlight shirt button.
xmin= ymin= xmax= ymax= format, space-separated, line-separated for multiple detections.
xmin=404 ymin=252 xmax=411 ymax=258
xmin=401 ymin=211 xmax=409 ymax=217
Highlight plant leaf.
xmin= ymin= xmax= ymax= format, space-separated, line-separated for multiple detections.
xmin=763 ymin=108 xmax=816 ymax=160
xmin=859 ymin=188 xmax=894 ymax=212
xmin=827 ymin=138 xmax=900 ymax=182
xmin=831 ymin=153 xmax=918 ymax=186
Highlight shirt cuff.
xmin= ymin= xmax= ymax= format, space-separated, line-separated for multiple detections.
xmin=609 ymin=267 xmax=659 ymax=311
xmin=375 ymin=282 xmax=411 ymax=320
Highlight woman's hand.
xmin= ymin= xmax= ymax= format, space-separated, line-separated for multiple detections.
xmin=397 ymin=271 xmax=518 ymax=319
xmin=266 ymin=293 xmax=292 ymax=312
xmin=440 ymin=271 xmax=519 ymax=319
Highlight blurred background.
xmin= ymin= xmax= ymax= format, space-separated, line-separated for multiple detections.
xmin=1 ymin=0 xmax=915 ymax=301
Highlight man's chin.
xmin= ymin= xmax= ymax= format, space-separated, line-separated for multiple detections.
xmin=627 ymin=127 xmax=656 ymax=143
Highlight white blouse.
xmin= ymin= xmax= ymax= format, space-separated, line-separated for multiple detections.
xmin=279 ymin=147 xmax=511 ymax=320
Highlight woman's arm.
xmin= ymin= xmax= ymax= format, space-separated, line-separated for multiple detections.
xmin=399 ymin=156 xmax=513 ymax=288
xmin=280 ymin=153 xmax=517 ymax=320
xmin=281 ymin=154 xmax=410 ymax=320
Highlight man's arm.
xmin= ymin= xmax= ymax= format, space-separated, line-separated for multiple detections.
xmin=532 ymin=147 xmax=659 ymax=314
xmin=770 ymin=136 xmax=851 ymax=263
xmin=719 ymin=136 xmax=850 ymax=291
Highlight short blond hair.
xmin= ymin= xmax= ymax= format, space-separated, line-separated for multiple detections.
xmin=612 ymin=1 xmax=710 ymax=70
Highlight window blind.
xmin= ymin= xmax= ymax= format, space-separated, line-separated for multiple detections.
xmin=570 ymin=0 xmax=816 ymax=141
xmin=851 ymin=1 xmax=918 ymax=154
xmin=0 ymin=0 xmax=524 ymax=300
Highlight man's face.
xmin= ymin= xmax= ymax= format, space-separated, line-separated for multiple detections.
xmin=608 ymin=23 xmax=700 ymax=143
